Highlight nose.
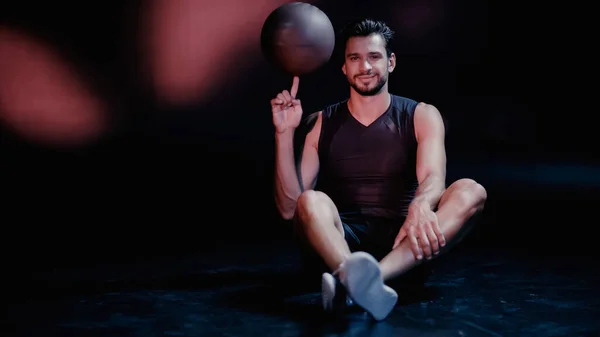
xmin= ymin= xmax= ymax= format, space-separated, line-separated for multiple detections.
xmin=359 ymin=60 xmax=372 ymax=73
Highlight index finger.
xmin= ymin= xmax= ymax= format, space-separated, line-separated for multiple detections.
xmin=290 ymin=76 xmax=299 ymax=98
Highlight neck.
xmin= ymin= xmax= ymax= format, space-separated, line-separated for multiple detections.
xmin=347 ymin=87 xmax=391 ymax=121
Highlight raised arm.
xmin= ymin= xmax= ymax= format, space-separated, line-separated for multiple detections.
xmin=410 ymin=103 xmax=447 ymax=211
xmin=274 ymin=111 xmax=321 ymax=220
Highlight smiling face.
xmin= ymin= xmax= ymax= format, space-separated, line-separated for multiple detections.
xmin=342 ymin=33 xmax=396 ymax=97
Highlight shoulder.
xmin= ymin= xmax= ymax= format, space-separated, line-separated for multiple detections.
xmin=414 ymin=102 xmax=441 ymax=117
xmin=304 ymin=110 xmax=321 ymax=128
xmin=387 ymin=95 xmax=420 ymax=125
xmin=413 ymin=102 xmax=445 ymax=140
xmin=300 ymin=110 xmax=322 ymax=149
xmin=390 ymin=94 xmax=419 ymax=113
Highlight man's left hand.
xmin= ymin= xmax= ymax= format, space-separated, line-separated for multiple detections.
xmin=393 ymin=204 xmax=446 ymax=260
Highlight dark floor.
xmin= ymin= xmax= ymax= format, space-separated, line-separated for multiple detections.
xmin=6 ymin=242 xmax=600 ymax=337
xmin=4 ymin=165 xmax=600 ymax=337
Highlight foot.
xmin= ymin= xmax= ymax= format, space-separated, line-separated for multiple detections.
xmin=321 ymin=272 xmax=354 ymax=313
xmin=339 ymin=251 xmax=398 ymax=321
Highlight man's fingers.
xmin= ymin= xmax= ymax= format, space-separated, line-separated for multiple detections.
xmin=409 ymin=228 xmax=422 ymax=260
xmin=432 ymin=220 xmax=446 ymax=247
xmin=393 ymin=229 xmax=406 ymax=249
xmin=281 ymin=90 xmax=292 ymax=102
xmin=290 ymin=76 xmax=299 ymax=97
xmin=419 ymin=229 xmax=433 ymax=259
xmin=276 ymin=93 xmax=286 ymax=103
xmin=426 ymin=226 xmax=440 ymax=255
xmin=271 ymin=97 xmax=285 ymax=113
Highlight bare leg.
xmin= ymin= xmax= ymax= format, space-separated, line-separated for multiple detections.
xmin=294 ymin=190 xmax=351 ymax=272
xmin=379 ymin=178 xmax=487 ymax=281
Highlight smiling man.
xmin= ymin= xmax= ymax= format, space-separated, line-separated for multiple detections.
xmin=270 ymin=18 xmax=487 ymax=321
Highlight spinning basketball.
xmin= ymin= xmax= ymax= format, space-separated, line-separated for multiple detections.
xmin=260 ymin=2 xmax=335 ymax=76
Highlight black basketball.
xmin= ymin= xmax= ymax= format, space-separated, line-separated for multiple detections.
xmin=260 ymin=2 xmax=335 ymax=76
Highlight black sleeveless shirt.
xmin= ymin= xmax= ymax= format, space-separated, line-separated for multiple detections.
xmin=315 ymin=94 xmax=419 ymax=222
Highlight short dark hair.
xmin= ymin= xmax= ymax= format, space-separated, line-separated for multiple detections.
xmin=339 ymin=18 xmax=395 ymax=58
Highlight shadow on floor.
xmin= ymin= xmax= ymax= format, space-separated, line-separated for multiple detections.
xmin=211 ymin=262 xmax=441 ymax=323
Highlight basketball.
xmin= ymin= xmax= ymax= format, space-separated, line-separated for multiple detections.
xmin=260 ymin=2 xmax=335 ymax=76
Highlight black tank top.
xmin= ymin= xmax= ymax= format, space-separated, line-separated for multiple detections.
xmin=315 ymin=94 xmax=419 ymax=222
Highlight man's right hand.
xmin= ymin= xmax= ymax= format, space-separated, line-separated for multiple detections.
xmin=271 ymin=76 xmax=302 ymax=134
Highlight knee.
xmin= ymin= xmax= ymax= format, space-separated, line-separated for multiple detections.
xmin=295 ymin=190 xmax=331 ymax=222
xmin=454 ymin=178 xmax=487 ymax=212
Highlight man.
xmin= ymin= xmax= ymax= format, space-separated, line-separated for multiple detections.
xmin=271 ymin=18 xmax=487 ymax=321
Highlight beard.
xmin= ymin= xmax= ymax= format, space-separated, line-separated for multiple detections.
xmin=348 ymin=72 xmax=388 ymax=96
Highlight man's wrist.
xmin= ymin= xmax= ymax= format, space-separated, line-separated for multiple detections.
xmin=275 ymin=127 xmax=296 ymax=138
xmin=409 ymin=198 xmax=432 ymax=212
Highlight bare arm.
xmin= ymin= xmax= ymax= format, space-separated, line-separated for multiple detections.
xmin=274 ymin=112 xmax=321 ymax=219
xmin=410 ymin=103 xmax=447 ymax=211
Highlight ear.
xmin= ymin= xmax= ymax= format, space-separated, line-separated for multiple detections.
xmin=388 ymin=52 xmax=396 ymax=73
xmin=342 ymin=63 xmax=347 ymax=75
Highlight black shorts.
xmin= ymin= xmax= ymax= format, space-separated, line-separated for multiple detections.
xmin=297 ymin=213 xmax=401 ymax=274
xmin=340 ymin=213 xmax=401 ymax=260
xmin=296 ymin=213 xmax=433 ymax=289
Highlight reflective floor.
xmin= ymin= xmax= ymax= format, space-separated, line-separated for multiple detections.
xmin=5 ymin=176 xmax=600 ymax=336
xmin=8 ymin=244 xmax=600 ymax=336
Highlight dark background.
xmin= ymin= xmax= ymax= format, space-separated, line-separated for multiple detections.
xmin=0 ymin=0 xmax=595 ymax=273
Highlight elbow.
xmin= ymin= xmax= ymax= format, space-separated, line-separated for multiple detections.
xmin=275 ymin=198 xmax=297 ymax=220
xmin=280 ymin=210 xmax=295 ymax=220
xmin=277 ymin=207 xmax=295 ymax=221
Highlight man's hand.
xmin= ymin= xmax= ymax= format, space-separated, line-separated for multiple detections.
xmin=393 ymin=203 xmax=446 ymax=260
xmin=271 ymin=76 xmax=302 ymax=134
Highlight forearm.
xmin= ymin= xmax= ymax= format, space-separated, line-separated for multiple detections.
xmin=410 ymin=174 xmax=446 ymax=211
xmin=274 ymin=129 xmax=302 ymax=219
